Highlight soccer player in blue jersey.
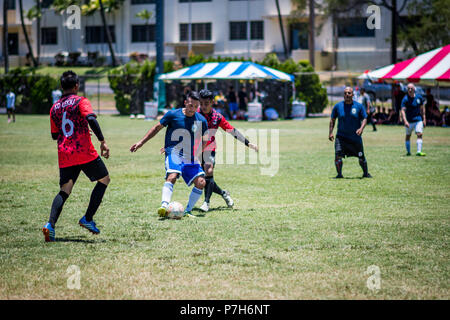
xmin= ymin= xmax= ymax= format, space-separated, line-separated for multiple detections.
xmin=329 ymin=87 xmax=372 ymax=179
xmin=130 ymin=91 xmax=209 ymax=217
xmin=400 ymin=83 xmax=426 ymax=156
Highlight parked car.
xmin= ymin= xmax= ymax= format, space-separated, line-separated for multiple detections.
xmin=361 ymin=79 xmax=425 ymax=102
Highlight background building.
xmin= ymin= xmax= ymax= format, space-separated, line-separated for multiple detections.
xmin=1 ymin=0 xmax=413 ymax=71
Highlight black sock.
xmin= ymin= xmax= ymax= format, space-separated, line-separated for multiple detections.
xmin=204 ymin=176 xmax=214 ymax=204
xmin=359 ymin=156 xmax=368 ymax=175
xmin=335 ymin=158 xmax=343 ymax=176
xmin=85 ymin=182 xmax=108 ymax=222
xmin=212 ymin=180 xmax=223 ymax=195
xmin=49 ymin=191 xmax=69 ymax=228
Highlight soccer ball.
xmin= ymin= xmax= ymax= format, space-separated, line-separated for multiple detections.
xmin=167 ymin=201 xmax=184 ymax=219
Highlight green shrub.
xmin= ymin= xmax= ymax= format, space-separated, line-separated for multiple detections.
xmin=0 ymin=68 xmax=58 ymax=114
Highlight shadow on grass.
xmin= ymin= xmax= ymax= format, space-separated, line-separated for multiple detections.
xmin=56 ymin=237 xmax=105 ymax=244
xmin=331 ymin=176 xmax=369 ymax=180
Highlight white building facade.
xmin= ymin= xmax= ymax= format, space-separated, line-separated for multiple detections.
xmin=1 ymin=0 xmax=412 ymax=71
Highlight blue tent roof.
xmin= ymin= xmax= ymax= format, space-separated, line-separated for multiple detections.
xmin=159 ymin=62 xmax=294 ymax=82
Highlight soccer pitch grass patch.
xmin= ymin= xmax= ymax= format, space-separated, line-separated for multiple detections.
xmin=0 ymin=115 xmax=449 ymax=299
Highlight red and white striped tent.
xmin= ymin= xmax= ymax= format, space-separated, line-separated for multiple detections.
xmin=360 ymin=45 xmax=450 ymax=85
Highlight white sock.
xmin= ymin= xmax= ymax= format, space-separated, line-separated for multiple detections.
xmin=161 ymin=182 xmax=173 ymax=207
xmin=417 ymin=138 xmax=423 ymax=153
xmin=186 ymin=187 xmax=203 ymax=212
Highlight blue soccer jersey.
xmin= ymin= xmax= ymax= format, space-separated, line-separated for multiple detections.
xmin=6 ymin=92 xmax=15 ymax=109
xmin=159 ymin=108 xmax=208 ymax=161
xmin=331 ymin=101 xmax=367 ymax=143
xmin=401 ymin=94 xmax=424 ymax=123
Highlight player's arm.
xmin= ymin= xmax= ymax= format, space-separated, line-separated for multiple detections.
xmin=130 ymin=123 xmax=164 ymax=152
xmin=400 ymin=107 xmax=409 ymax=127
xmin=421 ymin=101 xmax=426 ymax=127
xmin=356 ymin=106 xmax=367 ymax=136
xmin=329 ymin=117 xmax=336 ymax=141
xmin=220 ymin=118 xmax=258 ymax=151
xmin=50 ymin=115 xmax=59 ymax=140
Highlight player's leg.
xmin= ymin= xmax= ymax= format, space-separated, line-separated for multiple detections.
xmin=358 ymin=152 xmax=371 ymax=178
xmin=159 ymin=173 xmax=178 ymax=217
xmin=370 ymin=113 xmax=376 ymax=131
xmin=185 ymin=175 xmax=206 ymax=216
xmin=12 ymin=109 xmax=15 ymax=122
xmin=334 ymin=137 xmax=344 ymax=178
xmin=43 ymin=166 xmax=80 ymax=242
xmin=7 ymin=109 xmax=11 ymax=123
xmin=405 ymin=123 xmax=414 ymax=155
xmin=201 ymin=162 xmax=214 ymax=212
xmin=79 ymin=157 xmax=110 ymax=234
xmin=415 ymin=122 xmax=425 ymax=156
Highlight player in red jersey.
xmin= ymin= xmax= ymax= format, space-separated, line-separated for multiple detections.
xmin=42 ymin=71 xmax=110 ymax=242
xmin=198 ymin=89 xmax=258 ymax=212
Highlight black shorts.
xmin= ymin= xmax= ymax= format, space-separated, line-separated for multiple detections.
xmin=59 ymin=156 xmax=109 ymax=187
xmin=202 ymin=150 xmax=216 ymax=168
xmin=335 ymin=136 xmax=365 ymax=158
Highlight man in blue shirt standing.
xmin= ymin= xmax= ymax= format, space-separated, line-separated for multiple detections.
xmin=329 ymin=87 xmax=371 ymax=178
xmin=6 ymin=91 xmax=16 ymax=123
xmin=400 ymin=83 xmax=426 ymax=156
xmin=130 ymin=91 xmax=209 ymax=217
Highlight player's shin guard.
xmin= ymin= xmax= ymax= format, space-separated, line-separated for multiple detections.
xmin=204 ymin=176 xmax=214 ymax=204
xmin=335 ymin=158 xmax=343 ymax=176
xmin=359 ymin=156 xmax=368 ymax=176
xmin=186 ymin=187 xmax=203 ymax=212
xmin=405 ymin=140 xmax=411 ymax=154
xmin=85 ymin=182 xmax=108 ymax=222
xmin=49 ymin=191 xmax=69 ymax=228
xmin=417 ymin=138 xmax=423 ymax=153
xmin=161 ymin=182 xmax=174 ymax=207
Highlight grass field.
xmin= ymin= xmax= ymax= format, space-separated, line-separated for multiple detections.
xmin=0 ymin=115 xmax=449 ymax=299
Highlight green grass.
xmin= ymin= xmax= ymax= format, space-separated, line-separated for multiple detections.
xmin=0 ymin=115 xmax=449 ymax=299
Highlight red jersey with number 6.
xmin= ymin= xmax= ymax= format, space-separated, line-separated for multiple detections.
xmin=50 ymin=94 xmax=98 ymax=168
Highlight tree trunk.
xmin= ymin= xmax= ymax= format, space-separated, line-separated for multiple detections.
xmin=98 ymin=0 xmax=117 ymax=67
xmin=36 ymin=0 xmax=41 ymax=65
xmin=3 ymin=0 xmax=9 ymax=73
xmin=19 ymin=0 xmax=38 ymax=67
xmin=275 ymin=0 xmax=288 ymax=60
xmin=391 ymin=0 xmax=397 ymax=64
xmin=308 ymin=0 xmax=315 ymax=68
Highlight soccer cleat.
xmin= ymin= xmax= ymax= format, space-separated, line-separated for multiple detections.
xmin=42 ymin=222 xmax=55 ymax=242
xmin=183 ymin=211 xmax=196 ymax=218
xmin=335 ymin=174 xmax=344 ymax=179
xmin=157 ymin=206 xmax=168 ymax=218
xmin=416 ymin=152 xmax=426 ymax=157
xmin=199 ymin=202 xmax=210 ymax=212
xmin=362 ymin=173 xmax=373 ymax=178
xmin=79 ymin=216 xmax=100 ymax=234
xmin=221 ymin=190 xmax=234 ymax=208
xmin=406 ymin=152 xmax=411 ymax=156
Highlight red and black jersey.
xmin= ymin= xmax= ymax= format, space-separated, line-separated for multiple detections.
xmin=198 ymin=107 xmax=234 ymax=151
xmin=50 ymin=94 xmax=98 ymax=168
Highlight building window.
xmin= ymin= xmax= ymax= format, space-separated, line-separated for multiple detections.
xmin=131 ymin=0 xmax=155 ymax=4
xmin=230 ymin=21 xmax=247 ymax=40
xmin=179 ymin=0 xmax=212 ymax=2
xmin=250 ymin=21 xmax=263 ymax=40
xmin=41 ymin=27 xmax=57 ymax=45
xmin=132 ymin=25 xmax=155 ymax=42
xmin=85 ymin=26 xmax=116 ymax=44
xmin=180 ymin=23 xmax=211 ymax=41
xmin=337 ymin=18 xmax=375 ymax=37
xmin=42 ymin=0 xmax=53 ymax=8
xmin=6 ymin=0 xmax=16 ymax=9
xmin=290 ymin=23 xmax=308 ymax=50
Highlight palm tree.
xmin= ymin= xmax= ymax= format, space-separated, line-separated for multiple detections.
xmin=3 ymin=0 xmax=9 ymax=73
xmin=19 ymin=0 xmax=38 ymax=67
xmin=26 ymin=2 xmax=43 ymax=65
xmin=97 ymin=0 xmax=118 ymax=67
xmin=136 ymin=9 xmax=153 ymax=55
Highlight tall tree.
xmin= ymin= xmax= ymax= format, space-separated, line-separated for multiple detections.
xmin=19 ymin=0 xmax=38 ymax=67
xmin=136 ymin=9 xmax=153 ymax=56
xmin=3 ymin=0 xmax=9 ymax=73
xmin=275 ymin=0 xmax=289 ymax=60
xmin=26 ymin=2 xmax=43 ymax=65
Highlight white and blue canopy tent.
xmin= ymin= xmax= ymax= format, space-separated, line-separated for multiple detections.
xmin=158 ymin=61 xmax=295 ymax=118
xmin=159 ymin=61 xmax=295 ymax=82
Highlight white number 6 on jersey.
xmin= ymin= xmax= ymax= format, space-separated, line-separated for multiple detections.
xmin=62 ymin=111 xmax=74 ymax=137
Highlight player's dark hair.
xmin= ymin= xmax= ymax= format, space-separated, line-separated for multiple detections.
xmin=199 ymin=89 xmax=214 ymax=100
xmin=186 ymin=91 xmax=200 ymax=101
xmin=60 ymin=71 xmax=79 ymax=90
